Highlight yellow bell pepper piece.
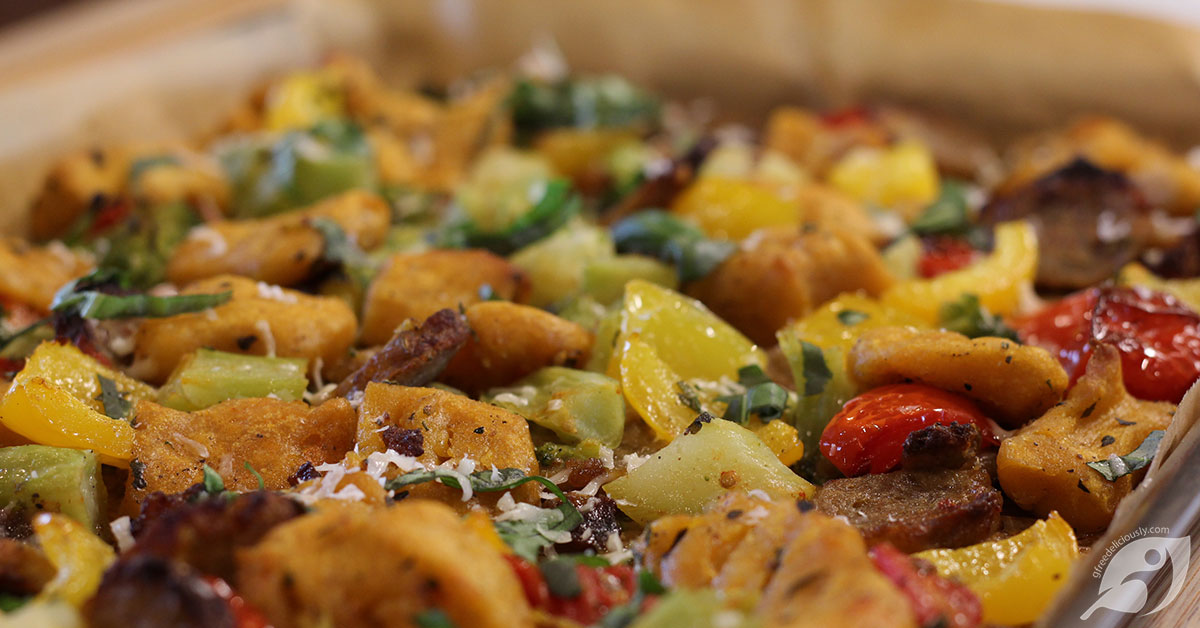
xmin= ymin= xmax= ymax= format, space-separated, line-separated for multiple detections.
xmin=670 ymin=177 xmax=799 ymax=241
xmin=750 ymin=418 xmax=804 ymax=466
xmin=827 ymin=141 xmax=939 ymax=210
xmin=0 ymin=342 xmax=155 ymax=467
xmin=784 ymin=292 xmax=929 ymax=353
xmin=263 ymin=70 xmax=346 ymax=132
xmin=33 ymin=512 xmax=116 ymax=607
xmin=1119 ymin=262 xmax=1200 ymax=313
xmin=916 ymin=512 xmax=1079 ymax=625
xmin=610 ymin=281 xmax=765 ymax=440
xmin=882 ymin=221 xmax=1038 ymax=323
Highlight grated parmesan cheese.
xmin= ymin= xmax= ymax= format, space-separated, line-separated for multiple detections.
xmin=189 ymin=226 xmax=228 ymax=256
xmin=621 ymin=452 xmax=651 ymax=471
xmin=170 ymin=432 xmax=209 ymax=459
xmin=253 ymin=320 xmax=277 ymax=357
xmin=256 ymin=282 xmax=297 ymax=303
xmin=110 ymin=516 xmax=135 ymax=552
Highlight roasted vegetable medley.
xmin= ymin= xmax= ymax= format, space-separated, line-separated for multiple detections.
xmin=3 ymin=53 xmax=1200 ymax=627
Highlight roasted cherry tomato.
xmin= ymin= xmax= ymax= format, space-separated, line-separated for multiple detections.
xmin=205 ymin=576 xmax=272 ymax=628
xmin=869 ymin=543 xmax=982 ymax=628
xmin=1012 ymin=285 xmax=1200 ymax=403
xmin=918 ymin=237 xmax=979 ymax=279
xmin=819 ymin=383 xmax=999 ymax=476
xmin=505 ymin=555 xmax=641 ymax=624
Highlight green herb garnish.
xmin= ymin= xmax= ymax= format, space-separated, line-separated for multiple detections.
xmin=438 ymin=179 xmax=580 ymax=255
xmin=836 ymin=309 xmax=870 ymax=326
xmin=716 ymin=365 xmax=790 ymax=424
xmin=798 ymin=341 xmax=832 ymax=397
xmin=51 ymin=270 xmax=230 ymax=320
xmin=244 ymin=461 xmax=266 ymax=491
xmin=540 ymin=557 xmax=583 ymax=598
xmin=1087 ymin=430 xmax=1165 ymax=481
xmin=939 ymin=293 xmax=1020 ymax=341
xmin=95 ymin=375 xmax=132 ymax=420
xmin=611 ymin=210 xmax=734 ymax=282
xmin=414 ymin=609 xmax=457 ymax=628
xmin=386 ymin=467 xmax=583 ymax=561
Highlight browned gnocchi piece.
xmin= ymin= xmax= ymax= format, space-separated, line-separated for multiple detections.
xmin=30 ymin=148 xmax=131 ymax=241
xmin=439 ymin=301 xmax=592 ymax=393
xmin=166 ymin=190 xmax=389 ymax=286
xmin=848 ymin=326 xmax=1069 ymax=428
xmin=686 ymin=224 xmax=894 ymax=346
xmin=360 ymin=250 xmax=529 ymax=346
xmin=998 ymin=344 xmax=1174 ymax=532
xmin=356 ymin=382 xmax=539 ymax=504
xmin=128 ymin=397 xmax=356 ymax=504
xmin=0 ymin=238 xmax=93 ymax=311
xmin=639 ymin=492 xmax=917 ymax=627
xmin=236 ymin=500 xmax=533 ymax=628
xmin=131 ymin=275 xmax=356 ymax=384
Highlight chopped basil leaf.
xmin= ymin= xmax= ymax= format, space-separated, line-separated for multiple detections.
xmin=414 ymin=609 xmax=458 ymax=628
xmin=836 ymin=309 xmax=870 ymax=326
xmin=1087 ymin=430 xmax=1165 ymax=481
xmin=384 ymin=467 xmax=584 ymax=561
xmin=0 ymin=593 xmax=28 ymax=612
xmin=509 ymin=76 xmax=660 ymax=143
xmin=675 ymin=380 xmax=703 ymax=412
xmin=540 ymin=557 xmax=583 ymax=598
xmin=309 ymin=217 xmax=369 ymax=269
xmin=611 ymin=210 xmax=735 ymax=282
xmin=52 ymin=270 xmax=230 ymax=320
xmin=938 ymin=293 xmax=1020 ymax=341
xmin=911 ymin=180 xmax=971 ymax=236
xmin=438 ymin=179 xmax=580 ymax=255
xmin=717 ymin=365 xmax=789 ymax=424
xmin=799 ymin=341 xmax=832 ymax=397
xmin=202 ymin=464 xmax=227 ymax=495
xmin=0 ymin=317 xmax=52 ymax=359
xmin=95 ymin=375 xmax=132 ymax=420
xmin=244 ymin=461 xmax=266 ymax=491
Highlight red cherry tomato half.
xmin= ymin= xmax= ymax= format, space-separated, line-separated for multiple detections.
xmin=504 ymin=555 xmax=641 ymax=624
xmin=820 ymin=384 xmax=999 ymax=477
xmin=918 ymin=237 xmax=979 ymax=279
xmin=1011 ymin=285 xmax=1200 ymax=403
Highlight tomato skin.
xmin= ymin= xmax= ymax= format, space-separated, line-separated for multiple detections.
xmin=870 ymin=543 xmax=982 ymax=628
xmin=1012 ymin=286 xmax=1200 ymax=403
xmin=1009 ymin=288 xmax=1097 ymax=382
xmin=819 ymin=384 xmax=999 ymax=477
xmin=918 ymin=237 xmax=979 ymax=279
xmin=504 ymin=555 xmax=640 ymax=624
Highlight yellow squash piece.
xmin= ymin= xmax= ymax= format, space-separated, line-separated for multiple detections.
xmin=916 ymin=512 xmax=1079 ymax=626
xmin=882 ymin=221 xmax=1038 ymax=322
xmin=670 ymin=177 xmax=799 ymax=241
xmin=33 ymin=512 xmax=116 ymax=607
xmin=827 ymin=141 xmax=939 ymax=213
xmin=0 ymin=342 xmax=155 ymax=466
xmin=611 ymin=281 xmax=765 ymax=440
xmin=783 ymin=292 xmax=927 ymax=354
